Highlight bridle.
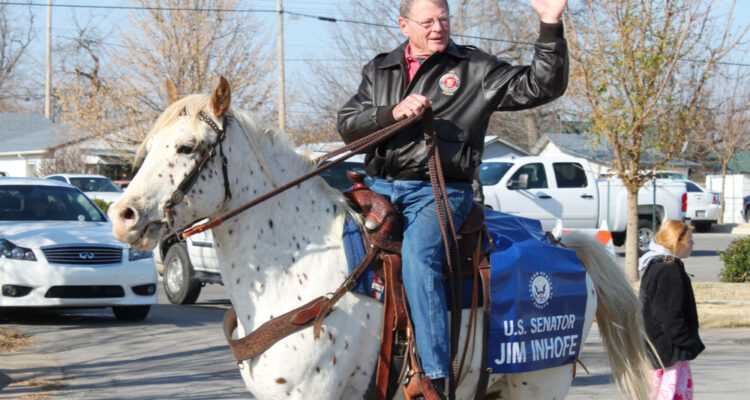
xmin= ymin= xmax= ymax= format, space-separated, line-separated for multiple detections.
xmin=162 ymin=111 xmax=233 ymax=233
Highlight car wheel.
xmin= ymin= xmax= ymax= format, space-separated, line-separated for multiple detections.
xmin=113 ymin=305 xmax=151 ymax=321
xmin=611 ymin=231 xmax=626 ymax=247
xmin=693 ymin=221 xmax=711 ymax=233
xmin=637 ymin=219 xmax=657 ymax=257
xmin=745 ymin=205 xmax=750 ymax=223
xmin=163 ymin=243 xmax=202 ymax=305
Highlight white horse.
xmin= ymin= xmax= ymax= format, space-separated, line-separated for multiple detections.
xmin=109 ymin=78 xmax=652 ymax=400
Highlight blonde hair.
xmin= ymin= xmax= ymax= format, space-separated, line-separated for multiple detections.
xmin=654 ymin=220 xmax=693 ymax=255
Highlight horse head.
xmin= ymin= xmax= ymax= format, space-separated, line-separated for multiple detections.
xmin=109 ymin=77 xmax=235 ymax=250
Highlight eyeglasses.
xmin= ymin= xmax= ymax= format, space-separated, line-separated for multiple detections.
xmin=405 ymin=15 xmax=450 ymax=29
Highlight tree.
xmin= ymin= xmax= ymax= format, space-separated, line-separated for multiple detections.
xmin=0 ymin=4 xmax=36 ymax=111
xmin=54 ymin=0 xmax=275 ymax=157
xmin=565 ymin=0 xmax=748 ymax=280
xmin=36 ymin=145 xmax=86 ymax=177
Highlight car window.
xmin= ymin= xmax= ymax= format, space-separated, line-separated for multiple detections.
xmin=46 ymin=176 xmax=66 ymax=183
xmin=318 ymin=161 xmax=375 ymax=191
xmin=479 ymin=162 xmax=513 ymax=186
xmin=553 ymin=162 xmax=588 ymax=188
xmin=511 ymin=163 xmax=548 ymax=189
xmin=0 ymin=185 xmax=107 ymax=222
xmin=684 ymin=181 xmax=703 ymax=192
xmin=69 ymin=177 xmax=122 ymax=193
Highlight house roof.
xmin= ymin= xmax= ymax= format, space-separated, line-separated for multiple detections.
xmin=484 ymin=135 xmax=531 ymax=156
xmin=0 ymin=113 xmax=76 ymax=155
xmin=536 ymin=133 xmax=700 ymax=168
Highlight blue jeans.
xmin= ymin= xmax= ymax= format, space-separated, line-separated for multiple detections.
xmin=371 ymin=179 xmax=474 ymax=379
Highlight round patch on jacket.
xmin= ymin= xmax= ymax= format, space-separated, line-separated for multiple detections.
xmin=439 ymin=72 xmax=460 ymax=95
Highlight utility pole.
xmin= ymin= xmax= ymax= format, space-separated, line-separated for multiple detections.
xmin=277 ymin=0 xmax=286 ymax=132
xmin=45 ymin=0 xmax=52 ymax=120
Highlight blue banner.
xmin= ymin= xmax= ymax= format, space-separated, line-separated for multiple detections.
xmin=484 ymin=211 xmax=589 ymax=373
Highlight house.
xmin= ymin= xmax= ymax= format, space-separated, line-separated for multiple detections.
xmin=0 ymin=113 xmax=133 ymax=179
xmin=0 ymin=114 xmax=61 ymax=177
xmin=482 ymin=135 xmax=531 ymax=159
xmin=531 ymin=133 xmax=700 ymax=177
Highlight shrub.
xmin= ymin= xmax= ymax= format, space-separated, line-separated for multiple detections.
xmin=718 ymin=236 xmax=750 ymax=282
xmin=93 ymin=199 xmax=112 ymax=214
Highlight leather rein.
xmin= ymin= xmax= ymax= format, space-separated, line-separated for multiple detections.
xmin=173 ymin=110 xmax=424 ymax=239
xmin=163 ymin=107 xmax=464 ymax=399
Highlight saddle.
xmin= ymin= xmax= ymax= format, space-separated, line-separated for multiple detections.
xmin=343 ymin=172 xmax=492 ymax=400
xmin=221 ymin=172 xmax=493 ymax=400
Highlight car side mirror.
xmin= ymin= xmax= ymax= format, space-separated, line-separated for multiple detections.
xmin=506 ymin=173 xmax=529 ymax=190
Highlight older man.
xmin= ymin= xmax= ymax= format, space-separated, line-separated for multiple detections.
xmin=337 ymin=0 xmax=568 ymax=396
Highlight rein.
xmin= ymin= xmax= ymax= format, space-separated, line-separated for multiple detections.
xmin=176 ymin=110 xmax=423 ymax=239
xmin=182 ymin=107 xmax=463 ymax=400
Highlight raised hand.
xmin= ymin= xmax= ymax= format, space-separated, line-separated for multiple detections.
xmin=530 ymin=0 xmax=567 ymax=24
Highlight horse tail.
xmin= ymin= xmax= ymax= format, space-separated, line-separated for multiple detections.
xmin=559 ymin=232 xmax=652 ymax=400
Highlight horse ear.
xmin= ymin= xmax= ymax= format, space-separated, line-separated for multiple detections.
xmin=166 ymin=76 xmax=180 ymax=105
xmin=211 ymin=76 xmax=231 ymax=118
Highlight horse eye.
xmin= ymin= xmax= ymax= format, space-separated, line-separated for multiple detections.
xmin=177 ymin=144 xmax=194 ymax=154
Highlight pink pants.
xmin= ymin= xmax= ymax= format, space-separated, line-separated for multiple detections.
xmin=649 ymin=360 xmax=694 ymax=400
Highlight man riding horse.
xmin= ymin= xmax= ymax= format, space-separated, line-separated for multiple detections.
xmin=337 ymin=0 xmax=569 ymax=398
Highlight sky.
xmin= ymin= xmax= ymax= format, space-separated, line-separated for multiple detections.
xmin=11 ymin=0 xmax=750 ymax=119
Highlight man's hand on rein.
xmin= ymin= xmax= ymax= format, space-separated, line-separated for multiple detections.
xmin=392 ymin=94 xmax=432 ymax=121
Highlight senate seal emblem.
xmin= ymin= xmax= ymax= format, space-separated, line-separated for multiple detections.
xmin=439 ymin=72 xmax=460 ymax=95
xmin=529 ymin=271 xmax=553 ymax=309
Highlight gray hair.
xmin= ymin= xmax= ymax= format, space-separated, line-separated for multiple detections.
xmin=399 ymin=0 xmax=449 ymax=18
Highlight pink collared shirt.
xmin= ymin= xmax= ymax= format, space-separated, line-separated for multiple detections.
xmin=404 ymin=44 xmax=424 ymax=84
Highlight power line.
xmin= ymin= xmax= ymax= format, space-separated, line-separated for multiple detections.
xmin=6 ymin=1 xmax=750 ymax=68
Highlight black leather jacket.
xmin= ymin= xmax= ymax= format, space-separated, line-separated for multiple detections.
xmin=337 ymin=23 xmax=568 ymax=183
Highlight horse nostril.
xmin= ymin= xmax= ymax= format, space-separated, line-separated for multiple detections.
xmin=120 ymin=207 xmax=136 ymax=221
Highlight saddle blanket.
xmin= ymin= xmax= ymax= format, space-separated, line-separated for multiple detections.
xmin=484 ymin=211 xmax=588 ymax=373
xmin=342 ymin=210 xmax=588 ymax=374
xmin=342 ymin=216 xmax=480 ymax=308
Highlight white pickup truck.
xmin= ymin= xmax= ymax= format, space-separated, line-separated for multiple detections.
xmin=478 ymin=156 xmax=688 ymax=253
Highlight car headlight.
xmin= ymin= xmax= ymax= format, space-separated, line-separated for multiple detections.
xmin=0 ymin=238 xmax=37 ymax=261
xmin=128 ymin=248 xmax=154 ymax=261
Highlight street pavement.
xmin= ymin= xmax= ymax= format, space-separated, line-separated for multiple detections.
xmin=1 ymin=225 xmax=749 ymax=399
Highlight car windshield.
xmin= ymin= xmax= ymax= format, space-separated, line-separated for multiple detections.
xmin=69 ymin=177 xmax=122 ymax=193
xmin=479 ymin=162 xmax=514 ymax=186
xmin=318 ymin=161 xmax=376 ymax=191
xmin=0 ymin=185 xmax=107 ymax=222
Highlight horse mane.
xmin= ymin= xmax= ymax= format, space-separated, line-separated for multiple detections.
xmin=142 ymin=92 xmax=352 ymax=217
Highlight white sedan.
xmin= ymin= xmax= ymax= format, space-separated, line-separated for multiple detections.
xmin=0 ymin=177 xmax=157 ymax=321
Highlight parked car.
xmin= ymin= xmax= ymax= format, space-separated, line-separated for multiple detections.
xmin=114 ymin=180 xmax=131 ymax=190
xmin=0 ymin=177 xmax=157 ymax=320
xmin=671 ymin=179 xmax=720 ymax=232
xmin=743 ymin=195 xmax=750 ymax=223
xmin=653 ymin=170 xmax=688 ymax=180
xmin=156 ymin=152 xmax=373 ymax=304
xmin=44 ymin=174 xmax=123 ymax=204
xmin=478 ymin=156 xmax=689 ymax=255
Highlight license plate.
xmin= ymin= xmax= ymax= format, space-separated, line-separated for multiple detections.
xmin=696 ymin=210 xmax=706 ymax=218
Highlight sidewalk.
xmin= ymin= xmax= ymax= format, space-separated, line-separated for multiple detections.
xmin=568 ymin=326 xmax=750 ymax=399
xmin=0 ymin=351 xmax=67 ymax=399
xmin=3 ymin=326 xmax=749 ymax=399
